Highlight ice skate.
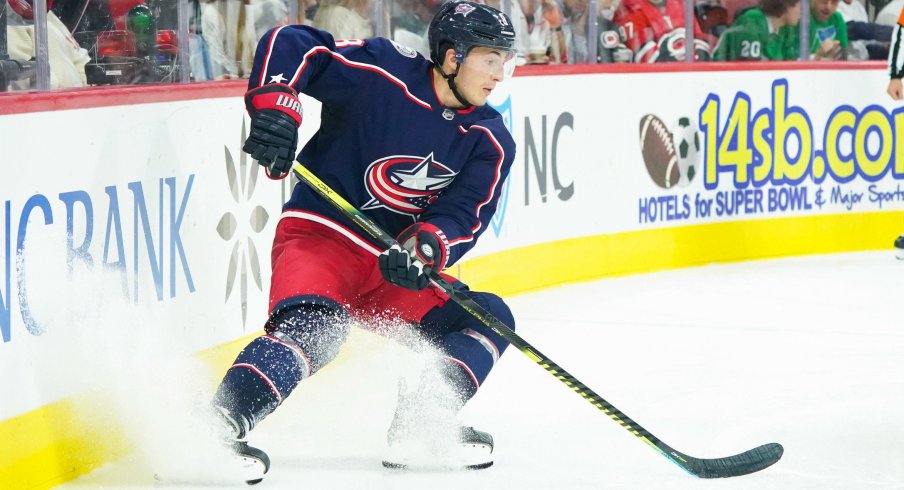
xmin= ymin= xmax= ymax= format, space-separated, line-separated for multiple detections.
xmin=895 ymin=235 xmax=904 ymax=260
xmin=226 ymin=440 xmax=270 ymax=485
xmin=381 ymin=379 xmax=494 ymax=470
xmin=214 ymin=406 xmax=270 ymax=485
xmin=383 ymin=423 xmax=494 ymax=470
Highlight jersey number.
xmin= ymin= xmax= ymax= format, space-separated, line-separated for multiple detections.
xmin=620 ymin=22 xmax=634 ymax=40
xmin=740 ymin=40 xmax=761 ymax=59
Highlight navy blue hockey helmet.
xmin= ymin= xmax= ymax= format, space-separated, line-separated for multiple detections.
xmin=428 ymin=1 xmax=517 ymax=67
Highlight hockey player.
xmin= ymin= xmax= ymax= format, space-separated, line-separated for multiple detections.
xmin=210 ymin=1 xmax=518 ymax=482
xmin=711 ymin=0 xmax=801 ymax=61
xmin=889 ymin=5 xmax=904 ymax=258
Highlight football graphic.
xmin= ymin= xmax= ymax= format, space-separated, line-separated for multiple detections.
xmin=639 ymin=114 xmax=679 ymax=189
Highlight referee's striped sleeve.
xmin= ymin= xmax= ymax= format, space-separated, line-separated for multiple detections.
xmin=891 ymin=13 xmax=904 ymax=79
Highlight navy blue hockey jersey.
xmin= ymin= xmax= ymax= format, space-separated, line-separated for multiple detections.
xmin=248 ymin=25 xmax=516 ymax=267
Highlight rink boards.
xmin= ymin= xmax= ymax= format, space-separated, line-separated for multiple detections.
xmin=1 ymin=62 xmax=902 ymax=488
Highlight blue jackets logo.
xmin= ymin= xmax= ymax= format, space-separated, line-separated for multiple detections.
xmin=362 ymin=154 xmax=457 ymax=216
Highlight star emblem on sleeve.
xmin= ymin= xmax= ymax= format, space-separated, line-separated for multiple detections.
xmin=268 ymin=73 xmax=288 ymax=84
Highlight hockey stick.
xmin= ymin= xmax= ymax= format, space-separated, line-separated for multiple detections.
xmin=291 ymin=162 xmax=783 ymax=478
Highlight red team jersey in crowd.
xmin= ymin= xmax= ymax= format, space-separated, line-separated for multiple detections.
xmin=614 ymin=0 xmax=712 ymax=62
xmin=247 ymin=26 xmax=515 ymax=312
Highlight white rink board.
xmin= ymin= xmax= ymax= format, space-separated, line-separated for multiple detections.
xmin=1 ymin=66 xmax=901 ymax=420
xmin=0 ymin=96 xmax=321 ymax=420
xmin=476 ymin=68 xmax=904 ymax=256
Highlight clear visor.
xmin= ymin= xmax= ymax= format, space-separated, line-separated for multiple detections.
xmin=461 ymin=47 xmax=518 ymax=80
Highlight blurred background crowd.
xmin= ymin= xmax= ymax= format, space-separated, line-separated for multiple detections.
xmin=1 ymin=0 xmax=898 ymax=91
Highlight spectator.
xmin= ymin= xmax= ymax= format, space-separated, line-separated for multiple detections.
xmin=313 ymin=0 xmax=373 ymax=40
xmin=695 ymin=0 xmax=731 ymax=39
xmin=6 ymin=0 xmax=90 ymax=88
xmin=722 ymin=0 xmax=759 ymax=21
xmin=391 ymin=0 xmax=440 ymax=57
xmin=613 ymin=0 xmax=714 ymax=62
xmin=476 ymin=0 xmax=502 ymax=8
xmin=195 ymin=1 xmax=239 ymax=78
xmin=876 ymin=0 xmax=902 ymax=26
xmin=786 ymin=0 xmax=848 ymax=59
xmin=837 ymin=0 xmax=892 ymax=60
xmin=561 ymin=0 xmax=632 ymax=62
xmin=298 ymin=0 xmax=319 ymax=24
xmin=712 ymin=0 xmax=800 ymax=60
xmin=194 ymin=0 xmax=291 ymax=78
xmin=509 ymin=0 xmax=567 ymax=64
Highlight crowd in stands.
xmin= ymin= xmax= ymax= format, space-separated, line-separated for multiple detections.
xmin=0 ymin=0 xmax=899 ymax=91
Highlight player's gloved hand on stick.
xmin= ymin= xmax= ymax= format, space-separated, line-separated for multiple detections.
xmin=379 ymin=223 xmax=449 ymax=290
xmin=242 ymin=83 xmax=303 ymax=179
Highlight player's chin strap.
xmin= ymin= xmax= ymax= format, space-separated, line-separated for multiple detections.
xmin=436 ymin=62 xmax=473 ymax=109
xmin=289 ymin=162 xmax=784 ymax=479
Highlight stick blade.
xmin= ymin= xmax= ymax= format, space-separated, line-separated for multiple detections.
xmin=679 ymin=442 xmax=784 ymax=478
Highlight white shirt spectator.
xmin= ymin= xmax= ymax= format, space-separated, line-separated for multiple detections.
xmin=876 ymin=0 xmax=903 ymax=26
xmin=313 ymin=2 xmax=373 ymax=40
xmin=7 ymin=11 xmax=90 ymax=89
xmin=836 ymin=0 xmax=867 ymax=22
xmin=509 ymin=0 xmax=553 ymax=64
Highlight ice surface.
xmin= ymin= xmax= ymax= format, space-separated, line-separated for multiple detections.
xmin=60 ymin=252 xmax=904 ymax=489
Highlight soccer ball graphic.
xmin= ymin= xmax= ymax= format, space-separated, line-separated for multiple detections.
xmin=672 ymin=117 xmax=700 ymax=187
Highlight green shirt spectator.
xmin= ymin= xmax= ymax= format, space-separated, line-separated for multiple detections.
xmin=713 ymin=4 xmax=801 ymax=61
xmin=786 ymin=0 xmax=848 ymax=59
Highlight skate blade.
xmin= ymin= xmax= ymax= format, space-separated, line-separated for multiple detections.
xmin=896 ymin=248 xmax=904 ymax=260
xmin=382 ymin=460 xmax=493 ymax=470
xmin=153 ymin=453 xmax=267 ymax=485
xmin=237 ymin=454 xmax=268 ymax=485
xmin=382 ymin=440 xmax=493 ymax=471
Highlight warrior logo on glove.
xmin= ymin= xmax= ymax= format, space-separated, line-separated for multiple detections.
xmin=274 ymin=95 xmax=303 ymax=117
xmin=363 ymin=153 xmax=458 ymax=216
xmin=243 ymin=83 xmax=303 ymax=180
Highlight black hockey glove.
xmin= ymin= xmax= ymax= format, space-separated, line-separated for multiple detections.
xmin=242 ymin=83 xmax=303 ymax=179
xmin=379 ymin=223 xmax=450 ymax=290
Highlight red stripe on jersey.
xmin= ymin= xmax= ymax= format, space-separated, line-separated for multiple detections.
xmin=258 ymin=26 xmax=287 ymax=87
xmin=280 ymin=210 xmax=383 ymax=256
xmin=289 ymin=46 xmax=432 ymax=110
xmin=461 ymin=124 xmax=506 ymax=236
xmin=448 ymin=235 xmax=474 ymax=246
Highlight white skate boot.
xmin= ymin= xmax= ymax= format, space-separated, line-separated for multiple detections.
xmin=381 ymin=380 xmax=493 ymax=470
xmin=214 ymin=406 xmax=270 ymax=485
